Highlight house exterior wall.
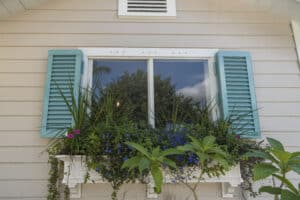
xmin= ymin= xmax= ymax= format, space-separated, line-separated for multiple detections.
xmin=0 ymin=0 xmax=299 ymax=199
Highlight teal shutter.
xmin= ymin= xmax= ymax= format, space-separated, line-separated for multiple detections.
xmin=40 ymin=50 xmax=83 ymax=138
xmin=216 ymin=51 xmax=260 ymax=138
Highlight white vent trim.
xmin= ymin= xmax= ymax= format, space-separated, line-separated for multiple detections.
xmin=118 ymin=0 xmax=176 ymax=17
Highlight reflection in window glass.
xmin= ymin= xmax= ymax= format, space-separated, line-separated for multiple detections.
xmin=92 ymin=60 xmax=148 ymax=125
xmin=154 ymin=60 xmax=208 ymax=127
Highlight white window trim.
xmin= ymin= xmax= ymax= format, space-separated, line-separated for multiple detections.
xmin=292 ymin=21 xmax=300 ymax=66
xmin=118 ymin=0 xmax=176 ymax=18
xmin=80 ymin=48 xmax=219 ymax=126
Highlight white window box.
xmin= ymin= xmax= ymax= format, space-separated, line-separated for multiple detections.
xmin=56 ymin=155 xmax=243 ymax=199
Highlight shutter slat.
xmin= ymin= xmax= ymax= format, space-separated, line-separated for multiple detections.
xmin=217 ymin=51 xmax=260 ymax=138
xmin=40 ymin=50 xmax=82 ymax=138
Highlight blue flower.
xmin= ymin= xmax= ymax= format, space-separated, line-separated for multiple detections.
xmin=188 ymin=154 xmax=198 ymax=165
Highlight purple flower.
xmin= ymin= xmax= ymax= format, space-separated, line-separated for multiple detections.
xmin=67 ymin=133 xmax=74 ymax=139
xmin=235 ymin=135 xmax=241 ymax=140
xmin=73 ymin=129 xmax=80 ymax=135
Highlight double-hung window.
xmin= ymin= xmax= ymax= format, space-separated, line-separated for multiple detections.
xmin=83 ymin=48 xmax=218 ymax=129
xmin=90 ymin=58 xmax=211 ymax=128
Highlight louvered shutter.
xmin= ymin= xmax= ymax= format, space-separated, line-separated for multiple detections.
xmin=216 ymin=51 xmax=260 ymax=138
xmin=118 ymin=0 xmax=176 ymax=17
xmin=40 ymin=50 xmax=83 ymax=138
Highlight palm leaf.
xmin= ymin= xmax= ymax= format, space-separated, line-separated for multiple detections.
xmin=125 ymin=142 xmax=151 ymax=159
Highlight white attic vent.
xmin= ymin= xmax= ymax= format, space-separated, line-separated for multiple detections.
xmin=118 ymin=0 xmax=176 ymax=17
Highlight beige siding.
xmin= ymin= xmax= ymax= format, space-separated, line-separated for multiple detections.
xmin=0 ymin=0 xmax=299 ymax=199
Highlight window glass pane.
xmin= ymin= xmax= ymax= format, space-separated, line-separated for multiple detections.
xmin=154 ymin=60 xmax=208 ymax=127
xmin=92 ymin=60 xmax=148 ymax=125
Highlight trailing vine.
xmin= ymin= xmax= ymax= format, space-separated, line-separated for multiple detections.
xmin=47 ymin=148 xmax=60 ymax=200
xmin=47 ymin=142 xmax=71 ymax=200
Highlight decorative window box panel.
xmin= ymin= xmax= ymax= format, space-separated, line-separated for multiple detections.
xmin=56 ymin=155 xmax=243 ymax=199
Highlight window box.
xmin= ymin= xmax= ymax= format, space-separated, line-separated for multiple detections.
xmin=56 ymin=155 xmax=243 ymax=199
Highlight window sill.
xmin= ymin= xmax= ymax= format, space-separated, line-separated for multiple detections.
xmin=56 ymin=155 xmax=243 ymax=199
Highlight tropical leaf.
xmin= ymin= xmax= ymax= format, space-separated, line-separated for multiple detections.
xmin=202 ymin=135 xmax=216 ymax=150
xmin=244 ymin=150 xmax=278 ymax=163
xmin=259 ymin=186 xmax=282 ymax=195
xmin=290 ymin=152 xmax=300 ymax=159
xmin=281 ymin=189 xmax=300 ymax=200
xmin=138 ymin=157 xmax=150 ymax=173
xmin=273 ymin=174 xmax=298 ymax=194
xmin=209 ymin=147 xmax=228 ymax=158
xmin=272 ymin=149 xmax=291 ymax=164
xmin=121 ymin=156 xmax=141 ymax=171
xmin=289 ymin=162 xmax=300 ymax=175
xmin=267 ymin=137 xmax=284 ymax=151
xmin=163 ymin=158 xmax=177 ymax=169
xmin=212 ymin=155 xmax=229 ymax=170
xmin=161 ymin=148 xmax=182 ymax=157
xmin=125 ymin=142 xmax=151 ymax=159
xmin=253 ymin=163 xmax=279 ymax=181
xmin=152 ymin=147 xmax=161 ymax=158
xmin=177 ymin=144 xmax=194 ymax=152
xmin=151 ymin=165 xmax=163 ymax=194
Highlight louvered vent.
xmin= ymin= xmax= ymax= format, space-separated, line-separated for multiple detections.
xmin=217 ymin=52 xmax=260 ymax=138
xmin=127 ymin=0 xmax=167 ymax=13
xmin=119 ymin=0 xmax=176 ymax=17
xmin=41 ymin=50 xmax=82 ymax=138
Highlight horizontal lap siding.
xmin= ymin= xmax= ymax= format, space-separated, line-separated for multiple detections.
xmin=0 ymin=0 xmax=299 ymax=199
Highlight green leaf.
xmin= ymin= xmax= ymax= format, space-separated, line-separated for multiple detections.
xmin=259 ymin=186 xmax=282 ymax=195
xmin=253 ymin=163 xmax=279 ymax=181
xmin=161 ymin=148 xmax=182 ymax=157
xmin=122 ymin=156 xmax=141 ymax=170
xmin=209 ymin=146 xmax=228 ymax=158
xmin=272 ymin=149 xmax=291 ymax=164
xmin=125 ymin=142 xmax=151 ymax=159
xmin=289 ymin=163 xmax=300 ymax=175
xmin=177 ymin=144 xmax=194 ymax=152
xmin=188 ymin=136 xmax=202 ymax=150
xmin=273 ymin=174 xmax=298 ymax=194
xmin=163 ymin=158 xmax=177 ymax=169
xmin=291 ymin=152 xmax=300 ymax=159
xmin=267 ymin=137 xmax=284 ymax=151
xmin=196 ymin=152 xmax=209 ymax=162
xmin=212 ymin=155 xmax=229 ymax=170
xmin=138 ymin=157 xmax=150 ymax=173
xmin=152 ymin=147 xmax=161 ymax=158
xmin=281 ymin=189 xmax=300 ymax=200
xmin=151 ymin=166 xmax=163 ymax=194
xmin=244 ymin=150 xmax=278 ymax=163
xmin=202 ymin=135 xmax=216 ymax=150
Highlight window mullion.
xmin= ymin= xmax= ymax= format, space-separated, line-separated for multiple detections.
xmin=147 ymin=58 xmax=155 ymax=127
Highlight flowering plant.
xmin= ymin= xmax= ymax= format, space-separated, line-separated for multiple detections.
xmin=48 ymin=72 xmax=264 ymax=200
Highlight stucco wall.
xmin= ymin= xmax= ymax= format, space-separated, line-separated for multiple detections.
xmin=0 ymin=0 xmax=299 ymax=199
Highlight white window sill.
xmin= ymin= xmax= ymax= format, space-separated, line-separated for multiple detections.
xmin=56 ymin=155 xmax=243 ymax=199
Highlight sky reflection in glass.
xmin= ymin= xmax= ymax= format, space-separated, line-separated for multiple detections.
xmin=154 ymin=60 xmax=208 ymax=103
xmin=93 ymin=60 xmax=147 ymax=88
